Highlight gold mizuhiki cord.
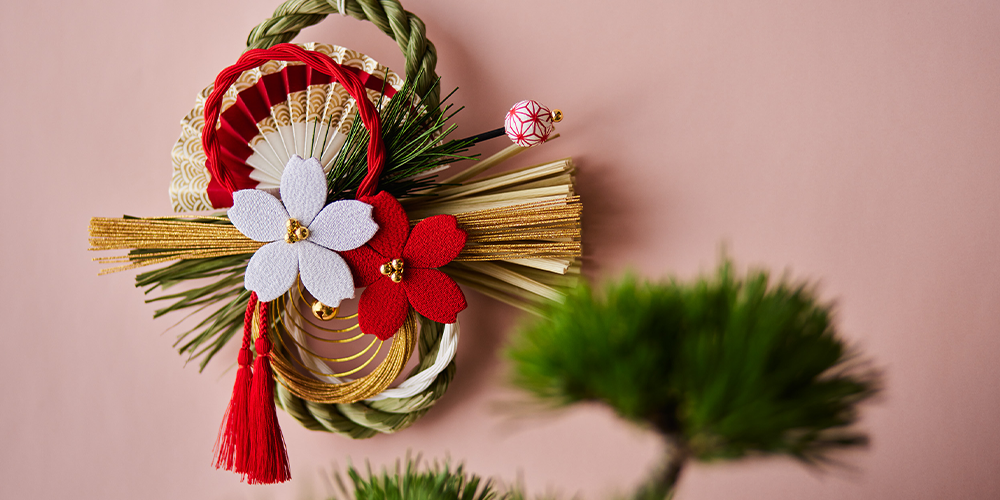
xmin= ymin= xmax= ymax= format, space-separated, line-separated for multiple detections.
xmin=452 ymin=197 xmax=582 ymax=262
xmin=269 ymin=296 xmax=417 ymax=404
xmin=88 ymin=216 xmax=262 ymax=274
xmin=90 ymin=197 xmax=581 ymax=274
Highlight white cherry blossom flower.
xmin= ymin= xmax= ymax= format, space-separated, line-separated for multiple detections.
xmin=228 ymin=155 xmax=378 ymax=305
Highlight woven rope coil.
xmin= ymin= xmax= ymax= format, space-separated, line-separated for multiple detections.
xmin=273 ymin=315 xmax=456 ymax=437
xmin=246 ymin=0 xmax=440 ymax=109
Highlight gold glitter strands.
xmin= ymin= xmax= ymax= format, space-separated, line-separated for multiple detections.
xmin=88 ymin=216 xmax=262 ymax=274
xmin=453 ymin=197 xmax=582 ymax=266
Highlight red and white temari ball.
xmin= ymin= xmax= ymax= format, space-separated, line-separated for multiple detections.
xmin=505 ymin=100 xmax=554 ymax=147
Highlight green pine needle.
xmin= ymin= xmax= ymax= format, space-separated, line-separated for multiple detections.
xmin=329 ymin=459 xmax=518 ymax=500
xmin=507 ymin=260 xmax=880 ymax=464
xmin=134 ymin=252 xmax=251 ymax=372
xmin=326 ymin=77 xmax=475 ymax=202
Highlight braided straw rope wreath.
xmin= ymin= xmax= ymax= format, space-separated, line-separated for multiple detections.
xmin=242 ymin=0 xmax=454 ymax=438
xmin=246 ymin=0 xmax=440 ymax=109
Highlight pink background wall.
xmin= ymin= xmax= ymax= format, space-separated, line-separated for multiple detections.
xmin=2 ymin=0 xmax=999 ymax=498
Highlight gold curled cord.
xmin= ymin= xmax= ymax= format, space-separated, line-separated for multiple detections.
xmin=273 ymin=294 xmax=381 ymax=367
xmin=286 ymin=279 xmax=365 ymax=343
xmin=284 ymin=300 xmax=366 ymax=341
xmin=271 ymin=302 xmax=383 ymax=379
xmin=269 ymin=303 xmax=416 ymax=404
xmin=296 ymin=279 xmax=358 ymax=320
xmin=294 ymin=279 xmax=360 ymax=328
xmin=262 ymin=300 xmax=377 ymax=377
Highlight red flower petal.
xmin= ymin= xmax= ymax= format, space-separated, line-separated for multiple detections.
xmin=403 ymin=268 xmax=467 ymax=324
xmin=403 ymin=215 xmax=467 ymax=269
xmin=358 ymin=278 xmax=409 ymax=340
xmin=360 ymin=191 xmax=409 ymax=259
xmin=339 ymin=245 xmax=384 ymax=288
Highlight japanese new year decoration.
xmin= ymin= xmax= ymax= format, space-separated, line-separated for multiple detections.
xmin=88 ymin=2 xmax=581 ymax=486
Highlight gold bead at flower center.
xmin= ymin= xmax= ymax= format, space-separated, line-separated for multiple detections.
xmin=380 ymin=258 xmax=405 ymax=283
xmin=284 ymin=218 xmax=309 ymax=243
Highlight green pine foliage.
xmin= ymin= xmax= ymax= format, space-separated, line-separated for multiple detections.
xmin=507 ymin=261 xmax=880 ymax=463
xmin=326 ymin=77 xmax=474 ymax=203
xmin=135 ymin=245 xmax=251 ymax=371
xmin=329 ymin=460 xmax=517 ymax=500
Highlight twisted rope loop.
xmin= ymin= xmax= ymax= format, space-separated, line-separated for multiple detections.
xmin=246 ymin=0 xmax=440 ymax=108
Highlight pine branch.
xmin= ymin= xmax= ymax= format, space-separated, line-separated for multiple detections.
xmin=329 ymin=457 xmax=516 ymax=500
xmin=508 ymin=259 xmax=882 ymax=476
xmin=326 ymin=77 xmax=475 ymax=202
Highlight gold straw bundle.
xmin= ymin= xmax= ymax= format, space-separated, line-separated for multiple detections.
xmin=88 ymin=217 xmax=262 ymax=274
xmin=90 ymin=140 xmax=582 ymax=312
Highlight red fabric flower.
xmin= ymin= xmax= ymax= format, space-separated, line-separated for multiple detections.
xmin=341 ymin=191 xmax=468 ymax=340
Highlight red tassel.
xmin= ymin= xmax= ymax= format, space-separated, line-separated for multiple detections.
xmin=245 ymin=300 xmax=291 ymax=484
xmin=212 ymin=292 xmax=258 ymax=474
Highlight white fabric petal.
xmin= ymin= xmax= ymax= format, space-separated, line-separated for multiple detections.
xmin=245 ymin=241 xmax=299 ymax=302
xmin=307 ymin=200 xmax=379 ymax=252
xmin=228 ymin=189 xmax=288 ymax=242
xmin=280 ymin=155 xmax=327 ymax=227
xmin=297 ymin=241 xmax=356 ymax=307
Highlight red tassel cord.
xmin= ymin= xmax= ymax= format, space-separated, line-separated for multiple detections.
xmin=213 ymin=292 xmax=258 ymax=474
xmin=245 ymin=299 xmax=291 ymax=484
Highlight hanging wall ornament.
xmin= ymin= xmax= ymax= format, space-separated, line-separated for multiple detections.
xmin=88 ymin=0 xmax=581 ymax=485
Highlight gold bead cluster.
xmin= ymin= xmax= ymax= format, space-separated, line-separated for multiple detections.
xmin=284 ymin=218 xmax=310 ymax=243
xmin=380 ymin=258 xmax=405 ymax=283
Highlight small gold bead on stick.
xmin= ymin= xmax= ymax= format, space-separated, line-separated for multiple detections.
xmin=551 ymin=109 xmax=563 ymax=122
xmin=311 ymin=301 xmax=338 ymax=321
